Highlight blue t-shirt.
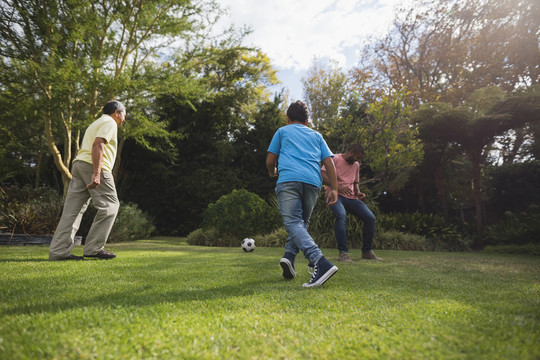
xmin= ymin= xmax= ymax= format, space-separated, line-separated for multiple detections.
xmin=267 ymin=124 xmax=333 ymax=188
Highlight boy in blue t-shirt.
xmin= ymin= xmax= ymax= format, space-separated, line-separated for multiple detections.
xmin=266 ymin=100 xmax=339 ymax=288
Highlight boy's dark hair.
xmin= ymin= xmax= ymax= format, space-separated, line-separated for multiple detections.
xmin=103 ymin=100 xmax=126 ymax=115
xmin=287 ymin=100 xmax=309 ymax=123
xmin=348 ymin=143 xmax=365 ymax=156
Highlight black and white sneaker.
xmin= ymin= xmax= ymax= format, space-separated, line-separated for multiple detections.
xmin=280 ymin=252 xmax=296 ymax=279
xmin=302 ymin=256 xmax=338 ymax=288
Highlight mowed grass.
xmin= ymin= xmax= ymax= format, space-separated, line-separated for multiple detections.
xmin=0 ymin=239 xmax=539 ymax=360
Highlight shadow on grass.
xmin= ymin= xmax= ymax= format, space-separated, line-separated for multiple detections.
xmin=0 ymin=258 xmax=50 ymax=262
xmin=1 ymin=276 xmax=287 ymax=317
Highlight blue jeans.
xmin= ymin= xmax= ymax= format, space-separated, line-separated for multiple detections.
xmin=275 ymin=181 xmax=323 ymax=264
xmin=331 ymin=195 xmax=376 ymax=253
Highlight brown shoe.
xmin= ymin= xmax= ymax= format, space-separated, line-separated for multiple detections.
xmin=338 ymin=251 xmax=352 ymax=263
xmin=85 ymin=249 xmax=116 ymax=259
xmin=362 ymin=250 xmax=383 ymax=260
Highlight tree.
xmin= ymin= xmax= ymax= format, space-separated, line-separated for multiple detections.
xmin=412 ymin=102 xmax=457 ymax=219
xmin=302 ymin=58 xmax=348 ymax=129
xmin=301 ymin=59 xmax=423 ymax=193
xmin=118 ymin=44 xmax=278 ymax=234
xmin=232 ymin=94 xmax=286 ymax=198
xmin=413 ymin=86 xmax=540 ymax=248
xmin=355 ymin=90 xmax=423 ymax=192
xmin=359 ymin=0 xmax=540 ymax=107
xmin=0 ymin=0 xmax=223 ymax=194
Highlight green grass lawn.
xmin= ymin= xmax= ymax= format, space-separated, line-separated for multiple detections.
xmin=0 ymin=238 xmax=539 ymax=359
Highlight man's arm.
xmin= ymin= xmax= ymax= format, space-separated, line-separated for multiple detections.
xmin=353 ymin=166 xmax=366 ymax=200
xmin=266 ymin=152 xmax=278 ymax=177
xmin=322 ymin=168 xmax=353 ymax=197
xmin=322 ymin=156 xmax=338 ymax=206
xmin=87 ymin=137 xmax=107 ymax=189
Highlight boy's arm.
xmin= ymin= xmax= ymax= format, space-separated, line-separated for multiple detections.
xmin=322 ymin=156 xmax=338 ymax=206
xmin=266 ymin=152 xmax=278 ymax=177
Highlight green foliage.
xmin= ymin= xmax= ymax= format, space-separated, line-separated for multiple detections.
xmin=486 ymin=161 xmax=540 ymax=215
xmin=0 ymin=185 xmax=62 ymax=235
xmin=483 ymin=243 xmax=540 ymax=255
xmin=201 ymin=189 xmax=281 ymax=245
xmin=375 ymin=231 xmax=429 ymax=251
xmin=303 ymin=58 xmax=348 ymax=129
xmin=377 ymin=212 xmax=469 ymax=251
xmin=108 ymin=203 xmax=156 ymax=243
xmin=187 ymin=227 xmax=220 ymax=247
xmin=0 ymin=185 xmax=154 ymax=242
xmin=484 ymin=206 xmax=540 ymax=246
xmin=362 ymin=90 xmax=424 ymax=191
xmin=254 ymin=227 xmax=288 ymax=248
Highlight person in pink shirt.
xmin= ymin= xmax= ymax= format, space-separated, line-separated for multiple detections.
xmin=321 ymin=143 xmax=383 ymax=262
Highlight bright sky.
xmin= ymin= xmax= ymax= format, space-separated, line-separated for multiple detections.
xmin=217 ymin=0 xmax=414 ymax=100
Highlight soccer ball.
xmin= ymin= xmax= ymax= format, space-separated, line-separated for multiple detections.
xmin=241 ymin=238 xmax=256 ymax=252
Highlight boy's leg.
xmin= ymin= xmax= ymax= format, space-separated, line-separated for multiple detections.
xmin=276 ymin=182 xmax=323 ymax=265
xmin=281 ymin=236 xmax=299 ymax=279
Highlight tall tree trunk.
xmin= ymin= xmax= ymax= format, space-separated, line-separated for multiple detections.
xmin=469 ymin=151 xmax=484 ymax=249
xmin=44 ymin=111 xmax=72 ymax=197
xmin=433 ymin=165 xmax=449 ymax=220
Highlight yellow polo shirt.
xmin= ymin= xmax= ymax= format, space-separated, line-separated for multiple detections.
xmin=74 ymin=114 xmax=118 ymax=172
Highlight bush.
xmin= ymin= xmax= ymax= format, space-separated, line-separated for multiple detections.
xmin=201 ymin=189 xmax=281 ymax=246
xmin=375 ymin=231 xmax=429 ymax=251
xmin=108 ymin=202 xmax=156 ymax=242
xmin=186 ymin=227 xmax=239 ymax=247
xmin=485 ymin=161 xmax=540 ymax=216
xmin=0 ymin=185 xmax=155 ymax=242
xmin=377 ymin=212 xmax=469 ymax=251
xmin=482 ymin=243 xmax=540 ymax=255
xmin=254 ymin=227 xmax=288 ymax=248
xmin=0 ymin=185 xmax=62 ymax=235
xmin=484 ymin=205 xmax=540 ymax=246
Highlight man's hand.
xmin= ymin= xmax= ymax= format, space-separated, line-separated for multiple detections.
xmin=87 ymin=173 xmax=101 ymax=189
xmin=356 ymin=192 xmax=366 ymax=200
xmin=338 ymin=185 xmax=353 ymax=197
xmin=88 ymin=137 xmax=106 ymax=189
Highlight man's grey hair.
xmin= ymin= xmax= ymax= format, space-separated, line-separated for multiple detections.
xmin=102 ymin=100 xmax=126 ymax=115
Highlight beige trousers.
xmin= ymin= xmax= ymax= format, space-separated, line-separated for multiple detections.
xmin=49 ymin=161 xmax=119 ymax=260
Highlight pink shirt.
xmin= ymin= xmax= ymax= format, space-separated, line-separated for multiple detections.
xmin=322 ymin=153 xmax=359 ymax=199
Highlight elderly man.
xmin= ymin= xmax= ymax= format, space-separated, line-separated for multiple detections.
xmin=49 ymin=101 xmax=126 ymax=260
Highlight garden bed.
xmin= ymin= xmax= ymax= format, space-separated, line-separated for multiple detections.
xmin=0 ymin=233 xmax=82 ymax=246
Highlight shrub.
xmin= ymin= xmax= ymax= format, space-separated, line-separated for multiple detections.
xmin=0 ymin=185 xmax=62 ymax=235
xmin=108 ymin=202 xmax=156 ymax=242
xmin=0 ymin=185 xmax=154 ymax=242
xmin=201 ymin=189 xmax=281 ymax=246
xmin=254 ymin=227 xmax=288 ymax=248
xmin=375 ymin=231 xmax=429 ymax=251
xmin=484 ymin=206 xmax=540 ymax=246
xmin=377 ymin=212 xmax=469 ymax=251
xmin=483 ymin=243 xmax=540 ymax=255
